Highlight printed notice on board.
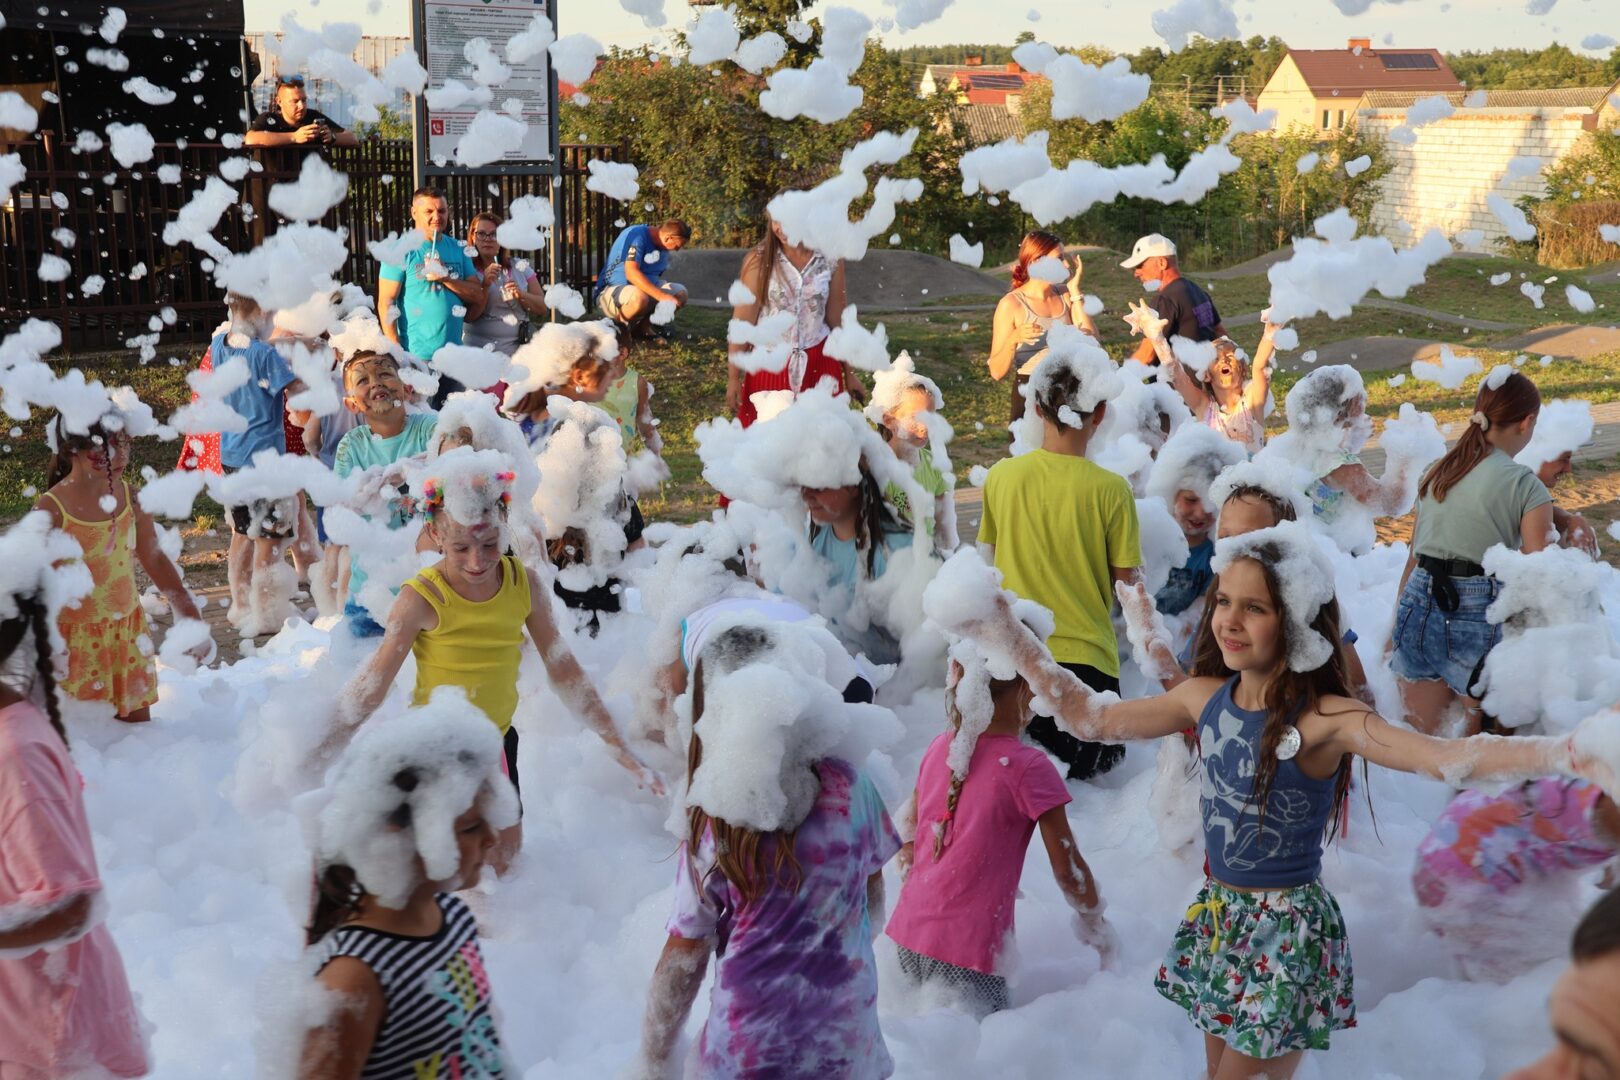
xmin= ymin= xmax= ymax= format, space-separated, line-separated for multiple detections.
xmin=421 ymin=0 xmax=553 ymax=168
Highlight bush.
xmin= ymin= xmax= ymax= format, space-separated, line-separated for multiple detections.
xmin=1533 ymin=200 xmax=1620 ymax=268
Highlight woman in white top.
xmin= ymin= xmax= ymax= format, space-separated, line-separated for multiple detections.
xmin=726 ymin=211 xmax=864 ymax=427
xmin=462 ymin=211 xmax=548 ymax=357
xmin=988 ymin=230 xmax=1099 ymax=421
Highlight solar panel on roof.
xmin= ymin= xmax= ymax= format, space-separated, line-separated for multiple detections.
xmin=969 ymin=73 xmax=1025 ymax=89
xmin=1381 ymin=53 xmax=1439 ymax=70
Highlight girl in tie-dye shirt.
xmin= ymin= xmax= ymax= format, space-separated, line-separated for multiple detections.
xmin=635 ymin=623 xmax=901 ymax=1080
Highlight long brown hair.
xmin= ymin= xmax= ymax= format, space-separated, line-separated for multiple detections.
xmin=685 ymin=647 xmax=805 ymax=907
xmin=807 ymin=457 xmax=910 ymax=577
xmin=1419 ymin=371 xmax=1541 ymax=503
xmin=1188 ymin=550 xmax=1364 ymax=840
xmin=0 ymin=593 xmax=68 ymax=749
xmin=1010 ymin=230 xmax=1062 ymax=289
xmin=46 ymin=414 xmax=126 ymax=491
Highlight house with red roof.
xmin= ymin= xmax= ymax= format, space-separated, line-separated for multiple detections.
xmin=1256 ymin=38 xmax=1462 ymax=135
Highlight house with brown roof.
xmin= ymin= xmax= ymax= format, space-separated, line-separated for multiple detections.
xmin=920 ymin=58 xmax=1043 ymax=146
xmin=1256 ymin=37 xmax=1462 ymax=136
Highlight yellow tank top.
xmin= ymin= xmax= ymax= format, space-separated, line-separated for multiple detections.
xmin=403 ymin=555 xmax=532 ymax=733
xmin=42 ymin=480 xmax=140 ymax=625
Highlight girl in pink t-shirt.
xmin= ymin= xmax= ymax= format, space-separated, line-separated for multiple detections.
xmin=886 ymin=644 xmax=1116 ymax=1016
xmin=0 ymin=582 xmax=148 ymax=1079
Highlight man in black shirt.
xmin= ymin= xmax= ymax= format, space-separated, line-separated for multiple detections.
xmin=1122 ymin=233 xmax=1225 ymax=365
xmin=245 ymin=76 xmax=359 ymax=149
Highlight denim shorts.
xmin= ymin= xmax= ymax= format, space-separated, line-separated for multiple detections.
xmin=1389 ymin=568 xmax=1501 ymax=696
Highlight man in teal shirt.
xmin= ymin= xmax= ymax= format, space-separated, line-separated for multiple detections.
xmin=378 ymin=185 xmax=486 ymax=406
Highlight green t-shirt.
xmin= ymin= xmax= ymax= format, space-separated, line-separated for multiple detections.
xmin=334 ymin=412 xmax=440 ymax=605
xmin=1413 ymin=448 xmax=1552 ymax=565
xmin=979 ymin=449 xmax=1142 ymax=674
xmin=885 ymin=445 xmax=948 ymax=538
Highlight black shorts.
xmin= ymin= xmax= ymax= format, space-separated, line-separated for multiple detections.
xmin=228 ymin=496 xmax=298 ymax=540
xmin=504 ymin=725 xmax=522 ymax=805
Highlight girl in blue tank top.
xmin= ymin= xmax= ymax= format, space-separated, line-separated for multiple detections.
xmin=936 ymin=520 xmax=1620 ymax=1080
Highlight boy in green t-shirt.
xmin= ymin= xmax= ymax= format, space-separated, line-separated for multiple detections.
xmin=979 ymin=349 xmax=1142 ymax=779
xmin=331 ymin=351 xmax=439 ymax=637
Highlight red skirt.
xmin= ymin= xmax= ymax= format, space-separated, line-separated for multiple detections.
xmin=737 ymin=340 xmax=845 ymax=427
xmin=177 ymin=347 xmax=222 ymax=473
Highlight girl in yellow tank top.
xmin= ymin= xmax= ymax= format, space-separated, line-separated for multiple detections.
xmin=334 ymin=452 xmax=665 ymax=869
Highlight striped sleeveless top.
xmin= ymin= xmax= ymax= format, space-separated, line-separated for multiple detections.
xmin=313 ymin=893 xmax=507 ymax=1078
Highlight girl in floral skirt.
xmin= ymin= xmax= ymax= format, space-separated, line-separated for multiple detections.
xmin=938 ymin=523 xmax=1620 ymax=1079
xmin=37 ymin=412 xmax=209 ymax=722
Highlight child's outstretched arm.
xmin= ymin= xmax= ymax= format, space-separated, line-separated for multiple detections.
xmin=523 ymin=567 xmax=666 ymax=794
xmin=1037 ymin=807 xmax=1117 ymax=967
xmin=330 ymin=589 xmax=433 ymax=740
xmin=933 ymin=491 xmax=961 ymax=554
xmin=1244 ymin=319 xmax=1280 ymax=415
xmin=633 ymin=936 xmax=712 ymax=1080
xmin=297 ymin=957 xmax=385 ymax=1080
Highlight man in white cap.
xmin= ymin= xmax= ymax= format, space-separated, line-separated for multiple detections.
xmin=1122 ymin=233 xmax=1225 ymax=365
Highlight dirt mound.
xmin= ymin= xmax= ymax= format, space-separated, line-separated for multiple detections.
xmin=668 ymin=247 xmax=1007 ymax=310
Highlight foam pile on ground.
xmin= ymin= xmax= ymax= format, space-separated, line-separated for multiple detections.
xmin=1478 ymin=545 xmax=1620 ymax=734
xmin=1265 ymin=208 xmax=1452 ymax=324
xmin=313 ymin=692 xmax=520 ymax=908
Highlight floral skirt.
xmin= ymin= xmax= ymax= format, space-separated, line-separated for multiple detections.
xmin=58 ymin=607 xmax=158 ymax=716
xmin=1155 ymin=879 xmax=1355 ymax=1058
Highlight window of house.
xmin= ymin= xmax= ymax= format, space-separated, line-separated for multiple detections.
xmin=1322 ymin=109 xmax=1331 ymax=129
xmin=1337 ymin=109 xmax=1346 ymax=128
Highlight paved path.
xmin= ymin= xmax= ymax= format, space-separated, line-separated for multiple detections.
xmin=952 ymin=400 xmax=1620 ymax=545
xmin=673 ymin=247 xmax=1005 ymax=311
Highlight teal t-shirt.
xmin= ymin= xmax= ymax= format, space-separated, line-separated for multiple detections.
xmin=333 ymin=412 xmax=439 ymax=605
xmin=380 ymin=235 xmax=478 ymax=359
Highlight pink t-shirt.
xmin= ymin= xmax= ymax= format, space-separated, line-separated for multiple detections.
xmin=0 ymin=701 xmax=147 ymax=1078
xmin=886 ymin=731 xmax=1071 ymax=974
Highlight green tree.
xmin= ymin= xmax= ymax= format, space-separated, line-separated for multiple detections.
xmin=1445 ymin=44 xmax=1615 ymax=89
xmin=353 ymin=103 xmax=413 ymax=141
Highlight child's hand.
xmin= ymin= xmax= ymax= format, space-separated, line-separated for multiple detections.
xmin=1569 ymin=711 xmax=1620 ymax=797
xmin=896 ymin=840 xmax=914 ymax=882
xmin=1076 ymin=907 xmax=1120 ymax=970
xmin=1115 ymin=580 xmax=1180 ymax=683
xmin=185 ymin=631 xmax=216 ymax=666
xmin=1123 ymin=298 xmax=1168 ymax=342
xmin=616 ymin=745 xmax=667 ymax=796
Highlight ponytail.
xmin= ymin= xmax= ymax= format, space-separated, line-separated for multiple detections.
xmin=1010 ymin=230 xmax=1062 ymax=290
xmin=307 ymin=864 xmax=365 ymax=945
xmin=1419 ymin=371 xmax=1541 ymax=503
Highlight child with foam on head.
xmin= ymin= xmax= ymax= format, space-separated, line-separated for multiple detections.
xmin=502 ymin=319 xmax=623 ymax=447
xmin=427 ymin=389 xmax=548 ymax=567
xmin=37 ymin=410 xmax=211 ymax=722
xmin=213 ymin=292 xmax=312 ymax=635
xmin=1392 ymin=369 xmax=1554 ymax=736
xmin=332 ymin=350 xmax=439 ymax=638
xmin=633 ymin=617 xmax=901 ymax=1080
xmin=334 ymin=448 xmax=661 ymax=863
xmin=1256 ymin=364 xmax=1445 ymax=554
xmin=1129 ymin=300 xmax=1279 ymax=456
xmin=0 ymin=513 xmax=148 ymax=1080
xmin=866 ymin=351 xmax=959 ymax=557
xmin=886 ymin=602 xmax=1115 ymax=1018
xmin=296 ymin=697 xmax=518 ymax=1079
xmin=928 ymin=528 xmax=1620 ymax=1080
xmin=1145 ymin=425 xmax=1248 ymax=622
xmin=978 ymin=330 xmax=1142 ymax=781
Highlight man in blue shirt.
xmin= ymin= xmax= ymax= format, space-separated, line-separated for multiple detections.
xmin=596 ymin=219 xmax=691 ymax=335
xmin=377 ymin=185 xmax=486 ymax=406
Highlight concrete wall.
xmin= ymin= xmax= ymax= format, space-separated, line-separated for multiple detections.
xmin=1359 ymin=106 xmax=1593 ymax=251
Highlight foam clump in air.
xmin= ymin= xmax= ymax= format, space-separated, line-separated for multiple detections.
xmin=684 ymin=615 xmax=899 ymax=833
xmin=1487 ymin=194 xmax=1537 ymax=242
xmin=585 ymin=159 xmax=639 ymax=202
xmin=758 ymin=7 xmax=870 ymax=124
xmin=697 ymin=386 xmax=869 ymax=507
xmin=1411 ymin=345 xmax=1483 ymax=389
xmin=1477 ymin=544 xmax=1620 ymax=734
xmin=312 ymin=691 xmax=520 ymax=909
xmin=455 ymin=109 xmax=527 ymax=168
xmin=764 ymin=128 xmax=923 ymax=262
xmin=1211 ymin=520 xmax=1338 ymax=671
xmin=0 ymin=510 xmax=93 ymax=637
xmin=544 ymin=283 xmax=585 ymax=319
xmin=266 ymin=154 xmax=348 ymax=222
xmin=1011 ymin=42 xmax=1149 ymax=123
xmin=1515 ymin=398 xmax=1593 ymax=473
xmin=214 ymin=224 xmax=349 ymax=313
xmin=495 ymin=195 xmax=551 ymax=251
xmin=505 ymin=10 xmax=555 ymax=64
xmin=1145 ymin=424 xmax=1247 ymax=512
xmin=822 ymin=305 xmax=891 ymax=372
xmin=548 ymin=34 xmax=603 ymax=87
xmin=949 ymin=234 xmax=984 ymax=267
xmin=1265 ymin=208 xmax=1452 ymax=324
xmin=431 ymin=343 xmax=512 ymax=393
xmin=1387 ymin=93 xmax=1455 ymax=144
xmin=1147 ymin=0 xmax=1239 ymax=50
xmin=959 ymin=130 xmax=1051 ymax=196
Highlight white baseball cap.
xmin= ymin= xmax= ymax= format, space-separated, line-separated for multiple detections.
xmin=1120 ymin=233 xmax=1177 ymax=268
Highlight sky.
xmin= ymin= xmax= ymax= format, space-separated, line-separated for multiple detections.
xmin=243 ymin=0 xmax=1617 ymax=57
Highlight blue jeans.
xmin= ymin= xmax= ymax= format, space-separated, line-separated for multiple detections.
xmin=1390 ymin=568 xmax=1501 ymax=696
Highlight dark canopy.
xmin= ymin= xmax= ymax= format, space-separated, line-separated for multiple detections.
xmin=0 ymin=0 xmax=243 ymax=34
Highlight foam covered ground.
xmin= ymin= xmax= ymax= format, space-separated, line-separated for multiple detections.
xmin=70 ymin=538 xmax=1597 ymax=1078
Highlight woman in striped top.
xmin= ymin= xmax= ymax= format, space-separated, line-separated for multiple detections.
xmin=297 ymin=709 xmax=516 ymax=1079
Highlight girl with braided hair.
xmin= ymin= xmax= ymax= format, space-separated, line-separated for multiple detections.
xmin=0 ymin=513 xmax=147 ymax=1079
xmin=886 ymin=612 xmax=1113 ymax=1018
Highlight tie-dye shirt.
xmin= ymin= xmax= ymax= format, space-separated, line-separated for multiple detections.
xmin=667 ymin=758 xmax=901 ymax=1079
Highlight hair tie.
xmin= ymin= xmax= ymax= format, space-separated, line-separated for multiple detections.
xmin=1470 ymin=412 xmax=1489 ymax=431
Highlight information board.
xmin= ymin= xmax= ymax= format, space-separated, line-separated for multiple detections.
xmin=412 ymin=0 xmax=558 ymax=176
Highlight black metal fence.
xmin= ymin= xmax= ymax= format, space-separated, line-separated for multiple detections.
xmin=0 ymin=137 xmax=629 ymax=353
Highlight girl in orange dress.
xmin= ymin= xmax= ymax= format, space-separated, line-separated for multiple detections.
xmin=36 ymin=414 xmax=210 ymax=722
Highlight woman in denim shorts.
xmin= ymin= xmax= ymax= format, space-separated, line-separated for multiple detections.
xmin=1392 ymin=371 xmax=1553 ymax=734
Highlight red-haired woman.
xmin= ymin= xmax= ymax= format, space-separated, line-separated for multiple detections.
xmin=1392 ymin=370 xmax=1553 ymax=735
xmin=988 ymin=230 xmax=1098 ymax=421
